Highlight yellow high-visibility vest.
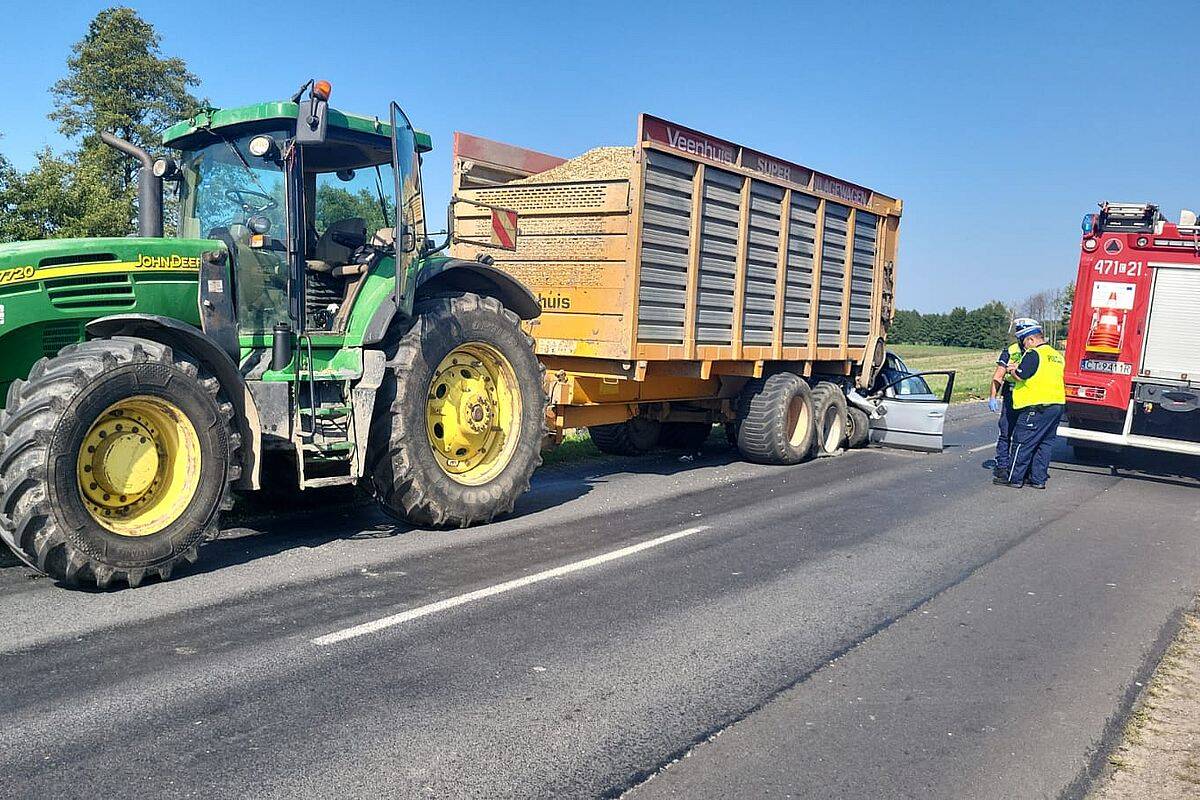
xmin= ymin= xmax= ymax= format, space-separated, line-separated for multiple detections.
xmin=1012 ymin=343 xmax=1066 ymax=408
xmin=1002 ymin=342 xmax=1021 ymax=385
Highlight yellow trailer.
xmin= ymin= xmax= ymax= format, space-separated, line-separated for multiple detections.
xmin=449 ymin=117 xmax=937 ymax=461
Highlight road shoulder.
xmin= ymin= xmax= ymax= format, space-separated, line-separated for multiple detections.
xmin=1089 ymin=607 xmax=1200 ymax=800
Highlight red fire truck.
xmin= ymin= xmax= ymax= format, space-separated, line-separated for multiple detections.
xmin=1059 ymin=202 xmax=1200 ymax=458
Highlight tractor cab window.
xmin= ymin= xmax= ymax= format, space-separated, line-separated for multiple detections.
xmin=302 ymin=136 xmax=397 ymax=331
xmin=178 ymin=131 xmax=290 ymax=334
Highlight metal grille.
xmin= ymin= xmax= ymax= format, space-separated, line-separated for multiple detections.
xmin=41 ymin=320 xmax=84 ymax=357
xmin=1142 ymin=265 xmax=1200 ymax=381
xmin=783 ymin=194 xmax=818 ymax=346
xmin=818 ymin=202 xmax=850 ymax=346
xmin=741 ymin=181 xmax=783 ymax=347
xmin=849 ymin=211 xmax=877 ymax=347
xmin=46 ymin=273 xmax=136 ymax=312
xmin=466 ymin=182 xmax=618 ymax=212
xmin=637 ymin=150 xmax=695 ymax=344
xmin=695 ymin=167 xmax=743 ymax=345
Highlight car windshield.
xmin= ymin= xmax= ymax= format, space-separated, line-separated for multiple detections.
xmin=177 ymin=131 xmax=288 ymax=240
xmin=883 ymin=353 xmax=933 ymax=396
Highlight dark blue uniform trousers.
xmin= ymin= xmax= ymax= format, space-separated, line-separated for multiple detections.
xmin=994 ymin=392 xmax=1019 ymax=472
xmin=1007 ymin=404 xmax=1064 ymax=486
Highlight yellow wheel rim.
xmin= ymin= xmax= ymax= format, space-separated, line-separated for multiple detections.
xmin=76 ymin=396 xmax=203 ymax=537
xmin=425 ymin=342 xmax=521 ymax=486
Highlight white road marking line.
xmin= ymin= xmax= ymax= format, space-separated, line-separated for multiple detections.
xmin=311 ymin=525 xmax=712 ymax=646
xmin=969 ymin=443 xmax=995 ymax=453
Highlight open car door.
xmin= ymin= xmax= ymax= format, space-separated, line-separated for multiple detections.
xmin=869 ymin=370 xmax=955 ymax=452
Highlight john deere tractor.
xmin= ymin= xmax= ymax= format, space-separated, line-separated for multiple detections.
xmin=0 ymin=81 xmax=546 ymax=588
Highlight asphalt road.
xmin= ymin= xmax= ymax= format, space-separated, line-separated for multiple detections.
xmin=1 ymin=405 xmax=1197 ymax=799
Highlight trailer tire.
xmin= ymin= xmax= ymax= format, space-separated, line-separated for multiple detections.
xmin=0 ymin=337 xmax=237 ymax=588
xmin=368 ymin=294 xmax=546 ymax=528
xmin=846 ymin=405 xmax=871 ymax=449
xmin=658 ymin=421 xmax=712 ymax=451
xmin=810 ymin=382 xmax=848 ymax=456
xmin=589 ymin=417 xmax=661 ymax=456
xmin=735 ymin=373 xmax=815 ymax=465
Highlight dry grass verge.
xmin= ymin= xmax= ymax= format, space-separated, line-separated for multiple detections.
xmin=1090 ymin=611 xmax=1200 ymax=799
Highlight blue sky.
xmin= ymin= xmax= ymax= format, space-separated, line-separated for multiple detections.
xmin=0 ymin=0 xmax=1195 ymax=312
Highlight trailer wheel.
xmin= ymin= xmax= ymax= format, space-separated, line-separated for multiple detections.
xmin=658 ymin=421 xmax=712 ymax=451
xmin=368 ymin=294 xmax=546 ymax=528
xmin=846 ymin=405 xmax=871 ymax=449
xmin=735 ymin=373 xmax=815 ymax=465
xmin=0 ymin=337 xmax=237 ymax=588
xmin=810 ymin=382 xmax=848 ymax=456
xmin=589 ymin=417 xmax=661 ymax=456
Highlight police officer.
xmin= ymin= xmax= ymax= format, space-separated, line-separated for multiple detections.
xmin=998 ymin=321 xmax=1066 ymax=489
xmin=988 ymin=319 xmax=1034 ymax=482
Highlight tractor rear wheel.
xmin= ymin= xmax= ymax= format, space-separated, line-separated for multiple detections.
xmin=735 ymin=373 xmax=815 ymax=464
xmin=368 ymin=294 xmax=546 ymax=527
xmin=0 ymin=337 xmax=237 ymax=588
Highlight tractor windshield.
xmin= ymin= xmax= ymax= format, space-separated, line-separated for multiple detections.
xmin=177 ymin=131 xmax=288 ymax=239
xmin=178 ymin=131 xmax=291 ymax=333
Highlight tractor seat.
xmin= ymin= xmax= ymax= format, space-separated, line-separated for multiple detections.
xmin=305 ymin=217 xmax=367 ymax=275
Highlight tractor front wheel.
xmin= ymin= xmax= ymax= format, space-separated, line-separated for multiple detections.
xmin=368 ymin=294 xmax=546 ymax=527
xmin=0 ymin=337 xmax=238 ymax=588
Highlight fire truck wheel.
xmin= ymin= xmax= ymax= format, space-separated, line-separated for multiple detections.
xmin=810 ymin=382 xmax=848 ymax=456
xmin=735 ymin=373 xmax=815 ymax=465
xmin=589 ymin=417 xmax=661 ymax=456
xmin=657 ymin=421 xmax=712 ymax=451
xmin=0 ymin=337 xmax=237 ymax=588
xmin=368 ymin=294 xmax=547 ymax=528
xmin=846 ymin=405 xmax=871 ymax=449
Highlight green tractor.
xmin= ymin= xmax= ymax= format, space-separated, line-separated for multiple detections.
xmin=0 ymin=81 xmax=546 ymax=588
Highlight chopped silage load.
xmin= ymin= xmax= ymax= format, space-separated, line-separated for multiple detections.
xmin=511 ymin=146 xmax=633 ymax=184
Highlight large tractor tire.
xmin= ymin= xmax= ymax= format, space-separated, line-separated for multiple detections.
xmin=368 ymin=294 xmax=546 ymax=527
xmin=735 ymin=373 xmax=815 ymax=465
xmin=846 ymin=405 xmax=871 ymax=449
xmin=810 ymin=381 xmax=849 ymax=457
xmin=0 ymin=337 xmax=238 ymax=588
xmin=657 ymin=421 xmax=712 ymax=451
xmin=588 ymin=417 xmax=661 ymax=456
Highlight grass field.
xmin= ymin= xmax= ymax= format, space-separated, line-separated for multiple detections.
xmin=890 ymin=344 xmax=998 ymax=403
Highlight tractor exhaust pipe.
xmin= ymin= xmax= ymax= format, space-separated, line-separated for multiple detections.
xmin=100 ymin=131 xmax=163 ymax=238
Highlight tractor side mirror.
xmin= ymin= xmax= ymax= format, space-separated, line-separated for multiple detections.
xmin=399 ymin=224 xmax=418 ymax=254
xmin=295 ymin=79 xmax=331 ymax=145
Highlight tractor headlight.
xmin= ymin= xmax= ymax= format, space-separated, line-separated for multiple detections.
xmin=151 ymin=157 xmax=179 ymax=179
xmin=248 ymin=215 xmax=271 ymax=235
xmin=248 ymin=135 xmax=277 ymax=158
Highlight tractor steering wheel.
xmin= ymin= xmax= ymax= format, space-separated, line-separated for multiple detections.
xmin=225 ymin=188 xmax=278 ymax=214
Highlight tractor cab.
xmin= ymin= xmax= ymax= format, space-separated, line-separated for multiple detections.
xmin=161 ymin=84 xmax=430 ymax=341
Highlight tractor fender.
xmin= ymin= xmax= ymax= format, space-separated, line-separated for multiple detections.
xmin=363 ymin=259 xmax=541 ymax=345
xmin=85 ymin=314 xmax=262 ymax=491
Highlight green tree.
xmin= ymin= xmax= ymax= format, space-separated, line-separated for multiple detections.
xmin=35 ymin=6 xmax=204 ymax=237
xmin=315 ymin=185 xmax=389 ymax=235
xmin=889 ymin=309 xmax=922 ymax=343
xmin=0 ymin=148 xmax=126 ymax=241
xmin=946 ymin=307 xmax=969 ymax=347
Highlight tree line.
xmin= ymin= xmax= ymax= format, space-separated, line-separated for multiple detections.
xmin=888 ymin=284 xmax=1074 ymax=350
xmin=0 ymin=7 xmax=201 ymax=241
